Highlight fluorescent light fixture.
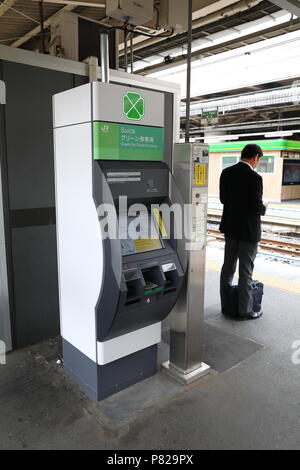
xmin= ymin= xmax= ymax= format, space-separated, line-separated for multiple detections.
xmin=148 ymin=29 xmax=300 ymax=99
xmin=204 ymin=136 xmax=240 ymax=143
xmin=135 ymin=10 xmax=292 ymax=73
xmin=264 ymin=131 xmax=294 ymax=137
xmin=204 ymin=134 xmax=252 ymax=141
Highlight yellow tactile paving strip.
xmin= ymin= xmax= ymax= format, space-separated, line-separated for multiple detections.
xmin=268 ymin=203 xmax=300 ymax=209
xmin=209 ymin=197 xmax=300 ymax=210
xmin=206 ymin=260 xmax=300 ymax=295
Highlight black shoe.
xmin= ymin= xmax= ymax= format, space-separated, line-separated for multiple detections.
xmin=238 ymin=310 xmax=263 ymax=320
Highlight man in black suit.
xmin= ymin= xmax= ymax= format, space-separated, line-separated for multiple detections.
xmin=219 ymin=144 xmax=267 ymax=319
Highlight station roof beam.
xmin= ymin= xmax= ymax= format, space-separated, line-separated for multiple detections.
xmin=270 ymin=0 xmax=300 ymax=17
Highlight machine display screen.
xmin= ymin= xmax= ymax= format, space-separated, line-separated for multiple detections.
xmin=282 ymin=160 xmax=300 ymax=185
xmin=119 ymin=212 xmax=163 ymax=256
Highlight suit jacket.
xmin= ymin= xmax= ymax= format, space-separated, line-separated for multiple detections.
xmin=219 ymin=161 xmax=266 ymax=243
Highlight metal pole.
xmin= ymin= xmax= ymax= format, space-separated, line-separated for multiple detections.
xmin=130 ymin=32 xmax=134 ymax=74
xmin=124 ymin=30 xmax=128 ymax=73
xmin=161 ymin=1 xmax=211 ymax=383
xmin=100 ymin=33 xmax=110 ymax=83
xmin=185 ymin=0 xmax=193 ymax=143
xmin=162 ymin=142 xmax=211 ymax=384
xmin=39 ymin=1 xmax=46 ymax=54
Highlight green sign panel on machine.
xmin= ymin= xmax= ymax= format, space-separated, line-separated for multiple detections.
xmin=93 ymin=121 xmax=164 ymax=161
xmin=123 ymin=92 xmax=145 ymax=121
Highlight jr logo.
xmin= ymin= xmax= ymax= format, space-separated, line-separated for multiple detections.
xmin=100 ymin=124 xmax=109 ymax=133
xmin=123 ymin=92 xmax=145 ymax=121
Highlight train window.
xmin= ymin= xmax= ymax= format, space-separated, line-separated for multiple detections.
xmin=257 ymin=155 xmax=275 ymax=174
xmin=222 ymin=156 xmax=238 ymax=170
xmin=222 ymin=155 xmax=275 ymax=173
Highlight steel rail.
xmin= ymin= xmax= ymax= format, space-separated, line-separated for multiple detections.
xmin=207 ymin=229 xmax=300 ymax=258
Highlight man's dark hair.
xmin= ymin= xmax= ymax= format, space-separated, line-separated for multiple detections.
xmin=241 ymin=144 xmax=263 ymax=160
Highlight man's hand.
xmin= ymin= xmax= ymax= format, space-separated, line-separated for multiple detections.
xmin=264 ymin=201 xmax=269 ymax=210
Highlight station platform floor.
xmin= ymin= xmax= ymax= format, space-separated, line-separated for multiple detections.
xmin=0 ymin=247 xmax=300 ymax=450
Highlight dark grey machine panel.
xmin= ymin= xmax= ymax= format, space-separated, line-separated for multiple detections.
xmin=93 ymin=160 xmax=185 ymax=342
xmin=63 ymin=338 xmax=157 ymax=401
xmin=100 ymin=160 xmax=169 ymax=202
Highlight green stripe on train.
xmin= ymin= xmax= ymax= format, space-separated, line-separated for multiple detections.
xmin=209 ymin=139 xmax=300 ymax=152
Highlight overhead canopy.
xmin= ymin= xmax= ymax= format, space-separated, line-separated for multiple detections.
xmin=270 ymin=0 xmax=300 ymax=17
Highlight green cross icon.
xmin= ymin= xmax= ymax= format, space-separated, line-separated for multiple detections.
xmin=123 ymin=92 xmax=145 ymax=120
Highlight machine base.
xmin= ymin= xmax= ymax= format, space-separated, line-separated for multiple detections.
xmin=161 ymin=360 xmax=211 ymax=385
xmin=62 ymin=339 xmax=158 ymax=401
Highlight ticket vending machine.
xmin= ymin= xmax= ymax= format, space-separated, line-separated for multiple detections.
xmin=53 ymin=81 xmax=186 ymax=400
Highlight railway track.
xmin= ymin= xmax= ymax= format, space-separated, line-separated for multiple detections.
xmin=207 ymin=229 xmax=300 ymax=258
xmin=207 ymin=209 xmax=300 ymax=233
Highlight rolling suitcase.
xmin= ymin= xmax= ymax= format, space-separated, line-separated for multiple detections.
xmin=223 ymin=280 xmax=264 ymax=317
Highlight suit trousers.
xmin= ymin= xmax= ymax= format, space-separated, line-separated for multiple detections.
xmin=220 ymin=236 xmax=258 ymax=315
